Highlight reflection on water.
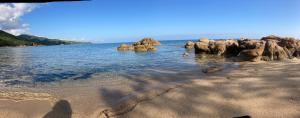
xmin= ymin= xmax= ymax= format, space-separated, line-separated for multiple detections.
xmin=0 ymin=40 xmax=200 ymax=87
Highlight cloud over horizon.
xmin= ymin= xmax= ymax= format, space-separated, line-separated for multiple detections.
xmin=0 ymin=3 xmax=38 ymax=35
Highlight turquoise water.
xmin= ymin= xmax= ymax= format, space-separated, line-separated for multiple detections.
xmin=0 ymin=40 xmax=199 ymax=86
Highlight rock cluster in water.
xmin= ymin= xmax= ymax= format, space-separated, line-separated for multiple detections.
xmin=185 ymin=35 xmax=300 ymax=62
xmin=118 ymin=38 xmax=161 ymax=52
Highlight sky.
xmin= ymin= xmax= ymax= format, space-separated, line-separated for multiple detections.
xmin=0 ymin=0 xmax=300 ymax=43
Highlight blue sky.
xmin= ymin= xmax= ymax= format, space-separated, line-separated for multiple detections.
xmin=18 ymin=0 xmax=300 ymax=43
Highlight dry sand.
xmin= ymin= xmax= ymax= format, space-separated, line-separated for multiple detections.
xmin=0 ymin=60 xmax=300 ymax=118
xmin=120 ymin=60 xmax=300 ymax=118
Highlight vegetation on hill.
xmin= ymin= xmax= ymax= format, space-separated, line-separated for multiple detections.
xmin=17 ymin=34 xmax=81 ymax=46
xmin=0 ymin=30 xmax=87 ymax=47
xmin=0 ymin=30 xmax=31 ymax=46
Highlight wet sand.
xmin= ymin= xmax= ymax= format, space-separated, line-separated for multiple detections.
xmin=0 ymin=60 xmax=300 ymax=118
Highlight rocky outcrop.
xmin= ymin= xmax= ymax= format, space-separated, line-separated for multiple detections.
xmin=194 ymin=40 xmax=210 ymax=54
xmin=117 ymin=44 xmax=134 ymax=51
xmin=117 ymin=38 xmax=160 ymax=52
xmin=225 ymin=40 xmax=240 ymax=57
xmin=133 ymin=38 xmax=161 ymax=46
xmin=263 ymin=40 xmax=289 ymax=61
xmin=293 ymin=41 xmax=300 ymax=57
xmin=187 ymin=35 xmax=300 ymax=62
xmin=210 ymin=40 xmax=226 ymax=56
xmin=184 ymin=41 xmax=195 ymax=49
xmin=134 ymin=45 xmax=157 ymax=52
xmin=238 ymin=40 xmax=266 ymax=62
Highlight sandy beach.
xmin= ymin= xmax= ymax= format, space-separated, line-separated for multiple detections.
xmin=0 ymin=59 xmax=299 ymax=118
xmin=121 ymin=60 xmax=300 ymax=118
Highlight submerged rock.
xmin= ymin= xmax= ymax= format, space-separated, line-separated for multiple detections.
xmin=182 ymin=52 xmax=189 ymax=57
xmin=202 ymin=66 xmax=224 ymax=73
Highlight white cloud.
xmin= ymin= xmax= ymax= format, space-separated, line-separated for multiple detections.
xmin=0 ymin=3 xmax=38 ymax=35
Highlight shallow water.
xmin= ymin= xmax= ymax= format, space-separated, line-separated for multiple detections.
xmin=0 ymin=40 xmax=201 ymax=87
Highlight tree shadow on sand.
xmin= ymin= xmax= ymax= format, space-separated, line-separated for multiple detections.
xmin=43 ymin=100 xmax=72 ymax=118
xmin=97 ymin=60 xmax=300 ymax=118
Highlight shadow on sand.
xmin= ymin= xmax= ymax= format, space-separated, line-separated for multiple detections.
xmin=43 ymin=100 xmax=72 ymax=118
xmin=97 ymin=61 xmax=300 ymax=118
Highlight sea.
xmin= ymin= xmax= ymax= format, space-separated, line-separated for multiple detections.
xmin=0 ymin=40 xmax=206 ymax=87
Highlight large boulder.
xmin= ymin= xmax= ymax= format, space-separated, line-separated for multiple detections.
xmin=117 ymin=44 xmax=134 ymax=51
xmin=187 ymin=36 xmax=299 ymax=62
xmin=261 ymin=36 xmax=298 ymax=59
xmin=238 ymin=41 xmax=266 ymax=62
xmin=184 ymin=41 xmax=195 ymax=49
xmin=293 ymin=41 xmax=300 ymax=58
xmin=263 ymin=40 xmax=289 ymax=61
xmin=136 ymin=38 xmax=161 ymax=46
xmin=194 ymin=41 xmax=210 ymax=54
xmin=225 ymin=39 xmax=239 ymax=57
xmin=261 ymin=35 xmax=282 ymax=41
xmin=238 ymin=39 xmax=260 ymax=49
xmin=199 ymin=38 xmax=210 ymax=43
xmin=210 ymin=40 xmax=226 ymax=56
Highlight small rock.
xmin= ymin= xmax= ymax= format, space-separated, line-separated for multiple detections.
xmin=182 ymin=52 xmax=189 ymax=57
xmin=202 ymin=66 xmax=224 ymax=73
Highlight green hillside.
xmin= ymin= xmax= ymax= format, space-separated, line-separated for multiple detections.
xmin=0 ymin=30 xmax=87 ymax=47
xmin=18 ymin=34 xmax=79 ymax=46
xmin=0 ymin=30 xmax=31 ymax=46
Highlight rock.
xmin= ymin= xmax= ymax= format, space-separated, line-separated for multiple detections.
xmin=189 ymin=35 xmax=299 ymax=62
xmin=238 ymin=39 xmax=260 ymax=49
xmin=134 ymin=45 xmax=157 ymax=52
xmin=293 ymin=41 xmax=300 ymax=58
xmin=263 ymin=40 xmax=288 ymax=61
xmin=133 ymin=42 xmax=141 ymax=46
xmin=278 ymin=37 xmax=298 ymax=58
xmin=118 ymin=38 xmax=160 ymax=52
xmin=261 ymin=35 xmax=282 ymax=41
xmin=202 ymin=66 xmax=224 ymax=73
xmin=210 ymin=40 xmax=226 ymax=56
xmin=182 ymin=52 xmax=189 ymax=57
xmin=238 ymin=41 xmax=266 ymax=62
xmin=261 ymin=36 xmax=298 ymax=59
xmin=146 ymin=45 xmax=157 ymax=51
xmin=199 ymin=38 xmax=210 ymax=43
xmin=225 ymin=40 xmax=239 ymax=57
xmin=117 ymin=44 xmax=134 ymax=51
xmin=137 ymin=38 xmax=161 ymax=46
xmin=134 ymin=45 xmax=148 ymax=52
xmin=184 ymin=41 xmax=195 ymax=49
xmin=194 ymin=41 xmax=210 ymax=54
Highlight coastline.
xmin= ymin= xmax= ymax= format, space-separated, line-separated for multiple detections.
xmin=0 ymin=59 xmax=299 ymax=118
